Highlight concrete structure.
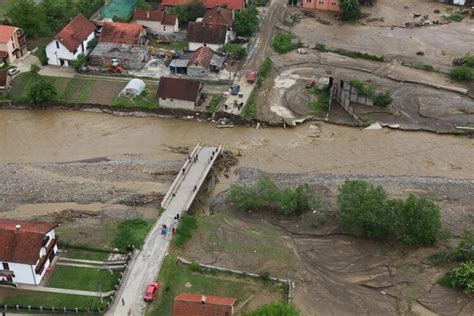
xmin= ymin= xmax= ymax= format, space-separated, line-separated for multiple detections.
xmin=187 ymin=22 xmax=231 ymax=52
xmin=170 ymin=59 xmax=189 ymax=74
xmin=157 ymin=77 xmax=203 ymax=110
xmin=107 ymin=144 xmax=223 ymax=316
xmin=173 ymin=293 xmax=236 ymax=316
xmin=302 ymin=0 xmax=340 ymax=11
xmin=133 ymin=9 xmax=179 ymax=34
xmin=0 ymin=219 xmax=59 ymax=285
xmin=0 ymin=25 xmax=27 ymax=64
xmin=89 ymin=43 xmax=149 ymax=70
xmin=45 ymin=15 xmax=96 ymax=67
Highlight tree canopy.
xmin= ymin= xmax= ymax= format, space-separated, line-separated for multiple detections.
xmin=234 ymin=5 xmax=259 ymax=36
xmin=339 ymin=0 xmax=362 ymax=21
xmin=27 ymin=79 xmax=57 ymax=104
xmin=169 ymin=1 xmax=207 ymax=26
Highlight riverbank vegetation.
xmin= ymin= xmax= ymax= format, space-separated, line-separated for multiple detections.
xmin=112 ymin=218 xmax=153 ymax=251
xmin=230 ymin=177 xmax=319 ymax=216
xmin=337 ymin=180 xmax=442 ymax=246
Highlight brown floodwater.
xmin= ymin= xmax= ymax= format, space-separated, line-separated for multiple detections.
xmin=1 ymin=109 xmax=473 ymax=179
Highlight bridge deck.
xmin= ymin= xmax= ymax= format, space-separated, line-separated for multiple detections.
xmin=108 ymin=144 xmax=222 ymax=315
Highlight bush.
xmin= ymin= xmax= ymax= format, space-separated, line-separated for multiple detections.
xmin=464 ymin=56 xmax=474 ymax=68
xmin=349 ymin=80 xmax=375 ymax=97
xmin=69 ymin=53 xmax=87 ymax=72
xmin=112 ymin=219 xmax=150 ymax=250
xmin=242 ymin=303 xmax=300 ymax=316
xmin=434 ymin=9 xmax=441 ymax=14
xmin=256 ymin=57 xmax=272 ymax=87
xmin=220 ymin=44 xmax=247 ymax=60
xmin=450 ymin=66 xmax=474 ymax=82
xmin=444 ymin=12 xmax=465 ymax=22
xmin=374 ymin=91 xmax=392 ymax=107
xmin=272 ymin=33 xmax=296 ymax=54
xmin=173 ymin=215 xmax=198 ymax=248
xmin=26 ymin=79 xmax=57 ymax=104
xmin=339 ymin=0 xmax=362 ymax=21
xmin=442 ymin=262 xmax=474 ymax=294
xmin=230 ymin=177 xmax=319 ymax=216
xmin=190 ymin=260 xmax=200 ymax=272
xmin=337 ymin=180 xmax=442 ymax=246
xmin=30 ymin=63 xmax=41 ymax=75
xmin=452 ymin=232 xmax=474 ymax=262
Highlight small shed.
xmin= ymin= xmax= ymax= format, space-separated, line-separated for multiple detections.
xmin=170 ymin=59 xmax=189 ymax=74
xmin=119 ymin=78 xmax=146 ymax=98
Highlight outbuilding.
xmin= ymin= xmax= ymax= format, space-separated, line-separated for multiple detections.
xmin=157 ymin=77 xmax=203 ymax=110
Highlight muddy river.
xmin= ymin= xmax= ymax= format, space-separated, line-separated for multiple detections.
xmin=1 ymin=109 xmax=473 ymax=179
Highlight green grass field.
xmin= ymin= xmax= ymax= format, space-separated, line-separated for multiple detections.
xmin=146 ymin=256 xmax=287 ymax=315
xmin=46 ymin=266 xmax=119 ymax=292
xmin=0 ymin=289 xmax=106 ymax=310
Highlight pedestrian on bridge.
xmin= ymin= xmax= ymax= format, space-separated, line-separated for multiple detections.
xmin=193 ymin=185 xmax=197 ymax=192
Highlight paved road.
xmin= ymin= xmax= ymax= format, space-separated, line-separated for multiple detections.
xmin=222 ymin=0 xmax=286 ymax=115
xmin=107 ymin=145 xmax=221 ymax=316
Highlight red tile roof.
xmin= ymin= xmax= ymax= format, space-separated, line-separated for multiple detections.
xmin=173 ymin=293 xmax=236 ymax=316
xmin=0 ymin=25 xmax=19 ymax=44
xmin=99 ymin=22 xmax=144 ymax=45
xmin=157 ymin=77 xmax=202 ymax=102
xmin=55 ymin=15 xmax=96 ymax=52
xmin=0 ymin=71 xmax=7 ymax=86
xmin=203 ymin=7 xmax=233 ymax=27
xmin=0 ymin=50 xmax=8 ymax=59
xmin=188 ymin=46 xmax=214 ymax=68
xmin=0 ymin=219 xmax=59 ymax=265
xmin=160 ymin=0 xmax=245 ymax=11
xmin=134 ymin=9 xmax=177 ymax=26
xmin=187 ymin=22 xmax=227 ymax=45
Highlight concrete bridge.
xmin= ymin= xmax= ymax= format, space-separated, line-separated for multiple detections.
xmin=107 ymin=144 xmax=223 ymax=316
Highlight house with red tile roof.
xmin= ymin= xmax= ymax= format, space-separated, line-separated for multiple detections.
xmin=99 ymin=22 xmax=146 ymax=45
xmin=160 ymin=0 xmax=245 ymax=11
xmin=45 ymin=14 xmax=96 ymax=67
xmin=172 ymin=293 xmax=236 ymax=316
xmin=157 ymin=77 xmax=203 ymax=110
xmin=133 ymin=9 xmax=179 ymax=34
xmin=202 ymin=7 xmax=234 ymax=28
xmin=0 ymin=25 xmax=27 ymax=64
xmin=0 ymin=219 xmax=59 ymax=285
xmin=187 ymin=46 xmax=225 ymax=77
xmin=187 ymin=22 xmax=230 ymax=52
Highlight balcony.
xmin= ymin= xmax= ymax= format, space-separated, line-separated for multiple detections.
xmin=17 ymin=30 xmax=26 ymax=49
xmin=35 ymin=238 xmax=57 ymax=275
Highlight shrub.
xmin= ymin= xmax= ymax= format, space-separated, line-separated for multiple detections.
xmin=450 ymin=66 xmax=474 ymax=82
xmin=337 ymin=180 xmax=442 ymax=246
xmin=374 ymin=91 xmax=392 ymax=107
xmin=173 ymin=215 xmax=198 ymax=248
xmin=112 ymin=218 xmax=150 ymax=250
xmin=30 ymin=63 xmax=41 ymax=75
xmin=349 ymin=80 xmax=375 ymax=97
xmin=464 ymin=56 xmax=474 ymax=68
xmin=230 ymin=177 xmax=319 ymax=216
xmin=308 ymin=87 xmax=330 ymax=115
xmin=220 ymin=43 xmax=247 ymax=60
xmin=443 ymin=261 xmax=474 ymax=294
xmin=26 ymin=79 xmax=57 ymax=104
xmin=69 ymin=53 xmax=87 ymax=72
xmin=272 ymin=33 xmax=296 ymax=54
xmin=434 ymin=9 xmax=441 ymax=14
xmin=339 ymin=0 xmax=362 ymax=21
xmin=444 ymin=12 xmax=465 ymax=22
xmin=242 ymin=303 xmax=300 ymax=316
xmin=190 ymin=260 xmax=200 ymax=272
xmin=256 ymin=57 xmax=272 ymax=87
xmin=452 ymin=232 xmax=474 ymax=262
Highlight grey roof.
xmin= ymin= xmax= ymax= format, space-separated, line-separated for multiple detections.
xmin=170 ymin=59 xmax=189 ymax=68
xmin=210 ymin=54 xmax=225 ymax=67
xmin=90 ymin=42 xmax=148 ymax=60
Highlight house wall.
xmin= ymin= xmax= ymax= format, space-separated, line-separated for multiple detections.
xmin=302 ymin=0 xmax=340 ymax=11
xmin=135 ymin=19 xmax=179 ymax=34
xmin=0 ymin=29 xmax=26 ymax=63
xmin=159 ymin=98 xmax=195 ymax=110
xmin=188 ymin=65 xmax=209 ymax=78
xmin=189 ymin=42 xmax=223 ymax=52
xmin=46 ymin=32 xmax=95 ymax=66
xmin=1 ymin=262 xmax=36 ymax=284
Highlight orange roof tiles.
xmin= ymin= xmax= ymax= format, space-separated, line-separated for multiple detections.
xmin=173 ymin=293 xmax=236 ymax=316
xmin=99 ymin=22 xmax=144 ymax=45
xmin=0 ymin=25 xmax=18 ymax=43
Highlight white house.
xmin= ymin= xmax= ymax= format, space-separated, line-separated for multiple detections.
xmin=157 ymin=77 xmax=203 ymax=110
xmin=0 ymin=219 xmax=59 ymax=285
xmin=187 ymin=22 xmax=231 ymax=52
xmin=45 ymin=14 xmax=96 ymax=67
xmin=133 ymin=9 xmax=179 ymax=35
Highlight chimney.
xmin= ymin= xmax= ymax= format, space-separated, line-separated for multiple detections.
xmin=15 ymin=224 xmax=21 ymax=232
xmin=147 ymin=11 xmax=150 ymax=19
xmin=201 ymin=295 xmax=207 ymax=305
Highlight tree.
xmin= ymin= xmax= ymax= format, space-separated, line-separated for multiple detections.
xmin=450 ymin=66 xmax=474 ymax=82
xmin=339 ymin=0 xmax=362 ymax=21
xmin=242 ymin=303 xmax=300 ymax=316
xmin=234 ymin=5 xmax=259 ymax=36
xmin=69 ymin=53 xmax=87 ymax=72
xmin=41 ymin=0 xmax=74 ymax=33
xmin=445 ymin=261 xmax=474 ymax=294
xmin=26 ymin=79 xmax=57 ymax=104
xmin=30 ymin=63 xmax=41 ymax=75
xmin=169 ymin=1 xmax=206 ymax=26
xmin=136 ymin=0 xmax=151 ymax=9
xmin=87 ymin=37 xmax=99 ymax=51
xmin=271 ymin=33 xmax=296 ymax=54
xmin=220 ymin=44 xmax=247 ymax=60
xmin=6 ymin=0 xmax=48 ymax=37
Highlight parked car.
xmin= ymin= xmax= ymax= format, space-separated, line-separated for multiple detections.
xmin=305 ymin=80 xmax=316 ymax=88
xmin=230 ymin=84 xmax=240 ymax=95
xmin=143 ymin=282 xmax=159 ymax=302
xmin=7 ymin=68 xmax=20 ymax=77
xmin=246 ymin=70 xmax=257 ymax=83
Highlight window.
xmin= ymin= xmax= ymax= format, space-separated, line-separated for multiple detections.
xmin=12 ymin=42 xmax=15 ymax=49
xmin=163 ymin=26 xmax=166 ymax=31
xmin=162 ymin=97 xmax=166 ymax=100
xmin=73 ymin=49 xmax=77 ymax=54
xmin=331 ymin=2 xmax=337 ymax=5
xmin=56 ymin=41 xmax=60 ymax=49
xmin=319 ymin=0 xmax=324 ymax=4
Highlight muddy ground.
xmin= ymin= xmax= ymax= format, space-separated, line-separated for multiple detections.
xmin=181 ymin=167 xmax=474 ymax=316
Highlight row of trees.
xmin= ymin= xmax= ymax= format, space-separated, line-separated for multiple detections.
xmin=229 ymin=177 xmax=319 ymax=216
xmin=4 ymin=0 xmax=104 ymax=38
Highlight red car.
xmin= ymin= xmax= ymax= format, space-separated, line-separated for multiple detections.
xmin=246 ymin=70 xmax=257 ymax=83
xmin=143 ymin=282 xmax=159 ymax=302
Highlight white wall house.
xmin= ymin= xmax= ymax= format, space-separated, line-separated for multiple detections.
xmin=45 ymin=14 xmax=96 ymax=67
xmin=0 ymin=220 xmax=59 ymax=285
xmin=187 ymin=22 xmax=230 ymax=52
xmin=157 ymin=77 xmax=203 ymax=110
xmin=133 ymin=9 xmax=179 ymax=35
